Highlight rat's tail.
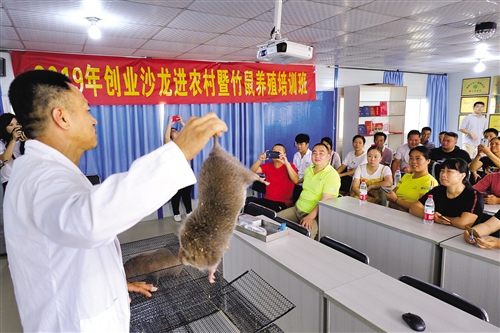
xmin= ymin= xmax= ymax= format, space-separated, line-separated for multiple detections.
xmin=212 ymin=135 xmax=219 ymax=147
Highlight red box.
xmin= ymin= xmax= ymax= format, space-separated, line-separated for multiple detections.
xmin=374 ymin=106 xmax=380 ymax=116
xmin=365 ymin=121 xmax=373 ymax=134
xmin=379 ymin=102 xmax=388 ymax=116
xmin=369 ymin=106 xmax=375 ymax=116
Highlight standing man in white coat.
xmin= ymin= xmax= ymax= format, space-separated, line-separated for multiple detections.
xmin=5 ymin=70 xmax=227 ymax=332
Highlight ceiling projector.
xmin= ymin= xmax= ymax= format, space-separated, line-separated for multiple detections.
xmin=257 ymin=39 xmax=313 ymax=64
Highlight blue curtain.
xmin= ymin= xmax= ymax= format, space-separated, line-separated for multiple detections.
xmin=383 ymin=71 xmax=404 ymax=86
xmin=79 ymin=104 xmax=163 ymax=179
xmin=426 ymin=74 xmax=448 ymax=145
xmin=0 ymin=85 xmax=4 ymax=115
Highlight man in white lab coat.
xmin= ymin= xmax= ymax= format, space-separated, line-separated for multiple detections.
xmin=4 ymin=70 xmax=227 ymax=332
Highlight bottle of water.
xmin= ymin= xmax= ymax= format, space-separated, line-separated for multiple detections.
xmin=242 ymin=222 xmax=267 ymax=235
xmin=423 ymin=195 xmax=435 ymax=225
xmin=359 ymin=180 xmax=368 ymax=205
xmin=394 ymin=168 xmax=402 ymax=187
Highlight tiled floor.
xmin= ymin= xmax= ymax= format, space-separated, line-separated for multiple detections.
xmin=0 ymin=216 xmax=184 ymax=333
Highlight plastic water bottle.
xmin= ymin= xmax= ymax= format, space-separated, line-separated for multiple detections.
xmin=359 ymin=180 xmax=368 ymax=205
xmin=423 ymin=195 xmax=435 ymax=225
xmin=394 ymin=168 xmax=402 ymax=186
xmin=242 ymin=222 xmax=267 ymax=235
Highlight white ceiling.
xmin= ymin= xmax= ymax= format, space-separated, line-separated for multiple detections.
xmin=0 ymin=0 xmax=499 ymax=74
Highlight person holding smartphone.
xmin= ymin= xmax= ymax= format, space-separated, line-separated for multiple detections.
xmin=464 ymin=210 xmax=500 ymax=249
xmin=470 ymin=137 xmax=500 ymax=182
xmin=249 ymin=144 xmax=299 ymax=212
xmin=0 ymin=113 xmax=28 ymax=192
xmin=409 ymin=158 xmax=483 ymax=229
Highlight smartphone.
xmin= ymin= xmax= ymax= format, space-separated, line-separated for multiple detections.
xmin=466 ymin=227 xmax=480 ymax=241
xmin=172 ymin=115 xmax=181 ymax=122
xmin=441 ymin=216 xmax=451 ymax=223
xmin=381 ymin=186 xmax=391 ymax=194
xmin=480 ymin=138 xmax=489 ymax=146
xmin=266 ymin=151 xmax=280 ymax=159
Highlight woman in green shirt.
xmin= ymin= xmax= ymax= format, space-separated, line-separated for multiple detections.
xmin=386 ymin=146 xmax=438 ymax=212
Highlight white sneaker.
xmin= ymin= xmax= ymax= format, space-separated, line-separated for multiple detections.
xmin=174 ymin=214 xmax=182 ymax=222
xmin=186 ymin=212 xmax=192 ymax=218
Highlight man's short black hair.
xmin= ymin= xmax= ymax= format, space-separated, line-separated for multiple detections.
xmin=445 ymin=131 xmax=458 ymax=139
xmin=421 ymin=127 xmax=432 ymax=133
xmin=474 ymin=101 xmax=485 ymax=107
xmin=273 ymin=143 xmax=286 ymax=153
xmin=295 ymin=133 xmax=310 ymax=144
xmin=484 ymin=128 xmax=498 ymax=137
xmin=8 ymin=70 xmax=72 ymax=138
xmin=407 ymin=130 xmax=421 ymax=139
xmin=373 ymin=132 xmax=387 ymax=141
xmin=439 ymin=131 xmax=447 ymax=136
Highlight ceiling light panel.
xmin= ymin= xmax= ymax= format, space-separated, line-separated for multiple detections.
xmin=358 ymin=0 xmax=461 ymax=17
xmin=311 ymin=9 xmax=397 ymax=32
xmin=187 ymin=0 xmax=274 ymax=19
xmin=168 ymin=10 xmax=247 ymax=33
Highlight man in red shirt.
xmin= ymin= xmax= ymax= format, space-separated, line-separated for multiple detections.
xmin=248 ymin=144 xmax=299 ymax=211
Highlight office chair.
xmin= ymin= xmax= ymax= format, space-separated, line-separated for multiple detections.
xmin=274 ymin=216 xmax=310 ymax=237
xmin=398 ymin=275 xmax=489 ymax=322
xmin=85 ymin=174 xmax=101 ymax=185
xmin=243 ymin=202 xmax=277 ymax=219
xmin=319 ymin=236 xmax=369 ymax=264
xmin=251 ymin=180 xmax=267 ymax=195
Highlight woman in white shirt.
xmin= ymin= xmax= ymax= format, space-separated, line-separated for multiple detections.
xmin=0 ymin=113 xmax=27 ymax=192
xmin=337 ymin=135 xmax=367 ymax=194
xmin=321 ymin=136 xmax=341 ymax=169
xmin=351 ymin=146 xmax=393 ymax=204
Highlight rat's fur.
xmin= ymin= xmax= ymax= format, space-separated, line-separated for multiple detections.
xmin=123 ymin=247 xmax=183 ymax=282
xmin=178 ymin=136 xmax=261 ymax=282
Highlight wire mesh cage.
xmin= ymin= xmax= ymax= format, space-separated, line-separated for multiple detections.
xmin=121 ymin=234 xmax=294 ymax=333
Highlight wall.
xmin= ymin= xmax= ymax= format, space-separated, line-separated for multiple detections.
xmin=448 ymin=68 xmax=499 ymax=147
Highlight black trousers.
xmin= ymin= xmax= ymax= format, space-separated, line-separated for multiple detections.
xmin=171 ymin=185 xmax=193 ymax=215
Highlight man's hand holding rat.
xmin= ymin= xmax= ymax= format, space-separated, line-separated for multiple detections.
xmin=174 ymin=112 xmax=228 ymax=161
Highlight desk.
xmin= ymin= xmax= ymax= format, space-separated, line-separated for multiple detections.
xmin=484 ymin=203 xmax=500 ymax=215
xmin=325 ymin=272 xmax=499 ymax=332
xmin=223 ymin=218 xmax=379 ymax=333
xmin=319 ymin=197 xmax=463 ymax=284
xmin=440 ymin=235 xmax=500 ymax=327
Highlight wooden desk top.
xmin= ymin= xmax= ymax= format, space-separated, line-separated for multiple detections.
xmin=319 ymin=197 xmax=463 ymax=244
xmin=325 ymin=272 xmax=500 ymax=332
xmin=230 ymin=221 xmax=379 ymax=292
xmin=440 ymin=235 xmax=500 ymax=266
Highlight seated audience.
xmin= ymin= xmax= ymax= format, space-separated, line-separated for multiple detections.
xmin=386 ymin=146 xmax=438 ymax=212
xmin=409 ymin=158 xmax=483 ymax=229
xmin=373 ymin=132 xmax=393 ymax=166
xmin=464 ymin=210 xmax=500 ymax=249
xmin=321 ymin=136 xmax=341 ymax=169
xmin=429 ymin=132 xmax=471 ymax=182
xmin=293 ymin=133 xmax=312 ymax=184
xmin=351 ymin=146 xmax=392 ymax=205
xmin=336 ymin=135 xmax=367 ymax=195
xmin=430 ymin=131 xmax=472 ymax=163
xmin=438 ymin=131 xmax=447 ymax=146
xmin=483 ymin=128 xmax=498 ymax=142
xmin=278 ymin=143 xmax=340 ymax=239
xmin=249 ymin=144 xmax=298 ymax=211
xmin=392 ymin=130 xmax=421 ymax=176
xmin=420 ymin=126 xmax=435 ymax=150
xmin=473 ymin=172 xmax=500 ymax=205
xmin=470 ymin=136 xmax=500 ymax=180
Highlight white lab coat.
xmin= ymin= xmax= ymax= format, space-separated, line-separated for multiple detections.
xmin=4 ymin=140 xmax=195 ymax=332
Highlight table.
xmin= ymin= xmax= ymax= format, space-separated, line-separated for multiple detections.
xmin=223 ymin=216 xmax=379 ymax=333
xmin=318 ymin=197 xmax=463 ymax=284
xmin=484 ymin=203 xmax=500 ymax=215
xmin=440 ymin=235 xmax=500 ymax=327
xmin=325 ymin=272 xmax=500 ymax=332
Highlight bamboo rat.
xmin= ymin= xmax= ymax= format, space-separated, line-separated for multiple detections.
xmin=123 ymin=247 xmax=183 ymax=283
xmin=178 ymin=136 xmax=267 ymax=283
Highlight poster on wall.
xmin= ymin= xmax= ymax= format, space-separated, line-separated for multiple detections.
xmin=493 ymin=75 xmax=500 ymax=95
xmin=461 ymin=77 xmax=491 ymax=96
xmin=489 ymin=114 xmax=500 ymax=129
xmin=460 ymin=96 xmax=489 ymax=113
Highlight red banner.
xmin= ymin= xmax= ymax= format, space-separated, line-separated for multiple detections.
xmin=10 ymin=51 xmax=316 ymax=106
